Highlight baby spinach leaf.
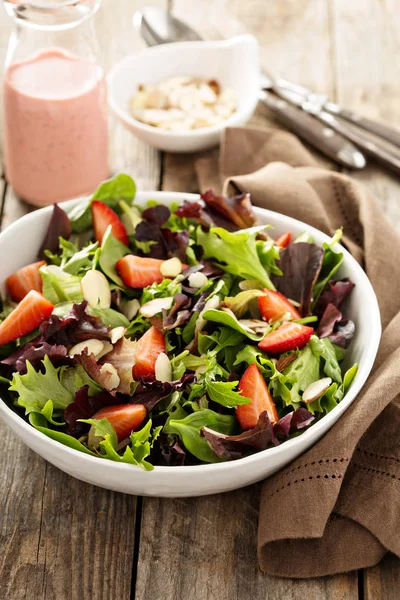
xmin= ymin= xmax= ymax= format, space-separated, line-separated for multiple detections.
xmin=164 ymin=408 xmax=236 ymax=463
xmin=98 ymin=226 xmax=130 ymax=287
xmin=202 ymin=308 xmax=264 ymax=341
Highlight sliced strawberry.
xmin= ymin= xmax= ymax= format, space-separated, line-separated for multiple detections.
xmin=236 ymin=363 xmax=278 ymax=429
xmin=258 ymin=322 xmax=313 ymax=354
xmin=0 ymin=290 xmax=54 ymax=345
xmin=258 ymin=289 xmax=301 ymax=322
xmin=6 ymin=260 xmax=46 ymax=302
xmin=132 ymin=326 xmax=165 ymax=379
xmin=91 ymin=200 xmax=129 ymax=246
xmin=92 ymin=404 xmax=147 ymax=442
xmin=275 ymin=232 xmax=292 ymax=248
xmin=116 ymin=255 xmax=165 ymax=289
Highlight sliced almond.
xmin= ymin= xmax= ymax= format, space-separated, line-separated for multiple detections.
xmin=99 ymin=363 xmax=120 ymax=390
xmin=69 ymin=339 xmax=104 ymax=358
xmin=96 ymin=341 xmax=114 ymax=360
xmin=239 ymin=319 xmax=270 ymax=333
xmin=198 ymin=83 xmax=217 ymax=105
xmin=302 ymin=377 xmax=332 ymax=403
xmin=110 ymin=326 xmax=126 ymax=344
xmin=146 ymin=88 xmax=167 ymax=109
xmin=121 ymin=298 xmax=140 ymax=321
xmin=188 ymin=271 xmax=208 ymax=289
xmin=155 ymin=352 xmax=172 ymax=383
xmin=195 ymin=295 xmax=221 ymax=334
xmin=139 ymin=297 xmax=174 ymax=318
xmin=81 ymin=270 xmax=111 ymax=309
xmin=160 ymin=257 xmax=183 ymax=278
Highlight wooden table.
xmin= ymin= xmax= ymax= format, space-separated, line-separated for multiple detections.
xmin=1 ymin=1 xmax=400 ymax=598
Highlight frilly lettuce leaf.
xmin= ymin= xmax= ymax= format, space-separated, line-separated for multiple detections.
xmin=270 ymin=345 xmax=320 ymax=409
xmin=40 ymin=265 xmax=84 ymax=305
xmin=309 ymin=335 xmax=342 ymax=383
xmin=196 ymin=225 xmax=276 ymax=289
xmin=10 ymin=355 xmax=74 ymax=414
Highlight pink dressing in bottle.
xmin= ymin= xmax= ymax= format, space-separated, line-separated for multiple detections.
xmin=3 ymin=48 xmax=109 ymax=206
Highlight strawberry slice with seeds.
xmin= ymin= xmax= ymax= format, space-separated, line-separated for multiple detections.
xmin=92 ymin=404 xmax=147 ymax=442
xmin=132 ymin=326 xmax=165 ymax=379
xmin=0 ymin=290 xmax=54 ymax=345
xmin=275 ymin=232 xmax=292 ymax=248
xmin=258 ymin=322 xmax=313 ymax=354
xmin=116 ymin=255 xmax=165 ymax=289
xmin=91 ymin=200 xmax=129 ymax=246
xmin=6 ymin=260 xmax=46 ymax=302
xmin=258 ymin=289 xmax=301 ymax=322
xmin=236 ymin=363 xmax=278 ymax=430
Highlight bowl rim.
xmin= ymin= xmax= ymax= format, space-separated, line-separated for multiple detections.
xmin=0 ymin=191 xmax=381 ymax=476
xmin=106 ymin=34 xmax=260 ymax=139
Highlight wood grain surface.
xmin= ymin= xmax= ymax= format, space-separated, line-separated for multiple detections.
xmin=0 ymin=1 xmax=399 ymax=599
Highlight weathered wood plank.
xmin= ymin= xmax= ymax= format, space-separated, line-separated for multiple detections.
xmin=364 ymin=554 xmax=400 ymax=600
xmin=0 ymin=2 xmax=166 ymax=599
xmin=332 ymin=0 xmax=400 ymax=590
xmin=135 ymin=4 xmax=358 ymax=599
xmin=136 ymin=488 xmax=359 ymax=600
xmin=331 ymin=0 xmax=400 ymax=228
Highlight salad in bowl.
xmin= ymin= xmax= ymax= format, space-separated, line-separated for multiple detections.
xmin=0 ymin=174 xmax=359 ymax=472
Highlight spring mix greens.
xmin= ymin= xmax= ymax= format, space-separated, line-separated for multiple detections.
xmin=0 ymin=174 xmax=358 ymax=469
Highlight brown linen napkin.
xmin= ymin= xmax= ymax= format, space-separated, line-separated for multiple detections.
xmin=196 ymin=126 xmax=400 ymax=578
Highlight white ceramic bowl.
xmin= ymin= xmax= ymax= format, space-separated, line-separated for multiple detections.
xmin=0 ymin=192 xmax=381 ymax=497
xmin=107 ymin=35 xmax=260 ymax=153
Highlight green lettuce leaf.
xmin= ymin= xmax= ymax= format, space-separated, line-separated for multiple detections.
xmin=60 ymin=364 xmax=102 ymax=397
xmin=270 ymin=345 xmax=320 ymax=408
xmin=312 ymin=237 xmax=344 ymax=307
xmin=205 ymin=380 xmax=250 ymax=408
xmin=40 ymin=265 xmax=83 ymax=305
xmin=309 ymin=335 xmax=342 ymax=383
xmin=60 ymin=239 xmax=98 ymax=275
xmin=256 ymin=239 xmax=283 ymax=276
xmin=202 ymin=308 xmax=265 ymax=341
xmin=233 ymin=345 xmax=276 ymax=377
xmin=68 ymin=174 xmax=137 ymax=233
xmin=197 ymin=226 xmax=275 ymax=289
xmin=164 ymin=408 xmax=236 ymax=463
xmin=29 ymin=412 xmax=97 ymax=455
xmin=221 ymin=289 xmax=264 ymax=318
xmin=10 ymin=356 xmax=74 ymax=414
xmin=98 ymin=227 xmax=130 ymax=287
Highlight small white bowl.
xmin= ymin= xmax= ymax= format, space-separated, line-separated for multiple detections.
xmin=107 ymin=35 xmax=260 ymax=153
xmin=0 ymin=192 xmax=381 ymax=497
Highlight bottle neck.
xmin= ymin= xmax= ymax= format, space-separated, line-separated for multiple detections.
xmin=3 ymin=1 xmax=101 ymax=31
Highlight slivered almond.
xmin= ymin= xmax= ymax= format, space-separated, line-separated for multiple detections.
xmin=139 ymin=297 xmax=174 ymax=318
xmin=99 ymin=363 xmax=120 ymax=390
xmin=121 ymin=298 xmax=140 ymax=320
xmin=160 ymin=257 xmax=183 ymax=278
xmin=302 ymin=377 xmax=332 ymax=403
xmin=69 ymin=339 xmax=104 ymax=358
xmin=110 ymin=326 xmax=126 ymax=344
xmin=188 ymin=271 xmax=208 ymax=289
xmin=155 ymin=352 xmax=172 ymax=383
xmin=96 ymin=341 xmax=114 ymax=360
xmin=81 ymin=270 xmax=111 ymax=309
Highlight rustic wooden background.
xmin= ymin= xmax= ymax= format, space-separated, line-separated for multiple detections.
xmin=1 ymin=1 xmax=400 ymax=598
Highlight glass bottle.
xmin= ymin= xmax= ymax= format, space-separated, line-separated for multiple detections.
xmin=2 ymin=0 xmax=109 ymax=207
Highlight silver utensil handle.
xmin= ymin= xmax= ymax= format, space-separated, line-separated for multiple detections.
xmin=325 ymin=104 xmax=400 ymax=149
xmin=317 ymin=112 xmax=400 ymax=175
xmin=258 ymin=90 xmax=366 ymax=170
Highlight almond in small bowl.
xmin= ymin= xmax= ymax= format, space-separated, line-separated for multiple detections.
xmin=130 ymin=77 xmax=237 ymax=131
xmin=107 ymin=35 xmax=260 ymax=152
